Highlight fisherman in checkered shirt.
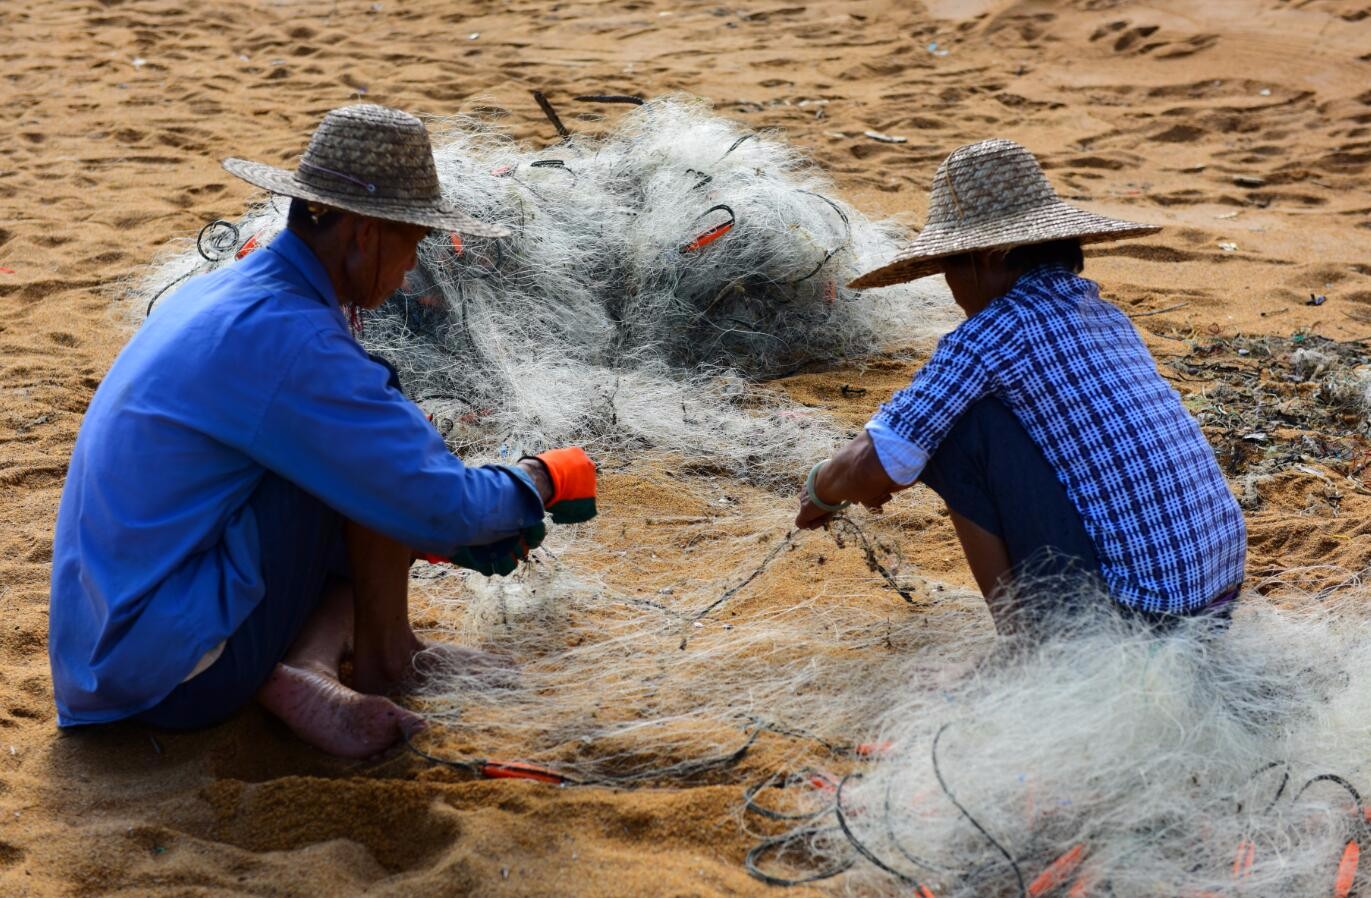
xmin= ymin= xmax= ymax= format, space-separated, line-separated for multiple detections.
xmin=797 ymin=139 xmax=1245 ymax=633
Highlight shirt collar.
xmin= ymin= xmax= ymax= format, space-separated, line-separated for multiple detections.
xmin=264 ymin=229 xmax=342 ymax=311
xmin=1019 ymin=262 xmax=1075 ymax=284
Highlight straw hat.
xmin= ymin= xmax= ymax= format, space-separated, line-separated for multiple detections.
xmin=849 ymin=139 xmax=1158 ymax=289
xmin=223 ymin=104 xmax=508 ymax=238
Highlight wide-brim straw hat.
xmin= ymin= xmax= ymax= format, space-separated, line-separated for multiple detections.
xmin=850 ymin=138 xmax=1158 ymax=289
xmin=223 ymin=104 xmax=509 ymax=238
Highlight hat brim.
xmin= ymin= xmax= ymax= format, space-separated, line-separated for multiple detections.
xmin=222 ymin=158 xmax=511 ymax=239
xmin=848 ymin=201 xmax=1160 ymax=289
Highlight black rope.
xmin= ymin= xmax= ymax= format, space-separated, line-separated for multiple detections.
xmin=883 ymin=771 xmax=954 ymax=874
xmin=1294 ymin=773 xmax=1365 ymax=819
xmin=1237 ymin=760 xmax=1291 ymax=815
xmin=834 ymin=772 xmax=930 ymax=888
xmin=573 ymin=94 xmax=645 ymax=106
xmin=721 ymin=133 xmax=755 ymax=160
xmin=684 ymin=168 xmax=713 ymax=190
xmin=931 ymin=724 xmax=1026 ymax=897
xmin=529 ymin=159 xmax=579 ymax=183
xmin=145 ymin=271 xmax=190 ymax=317
xmin=745 ymin=827 xmax=854 ymax=887
xmin=743 ymin=773 xmax=834 ymax=822
xmin=679 ymin=204 xmax=736 ymax=256
xmin=196 ymin=219 xmax=240 ymax=262
xmin=786 ymin=190 xmax=854 ymax=286
xmin=683 ymin=530 xmax=793 ymax=645
xmin=831 ymin=517 xmax=918 ymax=606
xmin=531 ymin=90 xmax=570 ymax=139
xmin=742 ymin=717 xmax=851 ymax=758
xmin=600 ymin=726 xmax=762 ymax=785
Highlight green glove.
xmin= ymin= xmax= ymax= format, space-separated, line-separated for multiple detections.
xmin=420 ymin=523 xmax=546 ymax=577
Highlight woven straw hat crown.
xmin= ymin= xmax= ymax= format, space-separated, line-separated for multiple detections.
xmin=850 ymin=138 xmax=1157 ymax=288
xmin=223 ymin=104 xmax=507 ymax=237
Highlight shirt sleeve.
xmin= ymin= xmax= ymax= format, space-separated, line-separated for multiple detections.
xmin=868 ymin=319 xmax=1000 ymax=474
xmin=863 ymin=421 xmax=929 ymax=486
xmin=246 ymin=329 xmax=543 ymax=556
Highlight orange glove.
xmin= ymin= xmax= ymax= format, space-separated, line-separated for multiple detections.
xmin=529 ymin=447 xmax=598 ymax=524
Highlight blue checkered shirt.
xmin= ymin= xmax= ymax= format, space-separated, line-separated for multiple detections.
xmin=868 ymin=265 xmax=1246 ymax=613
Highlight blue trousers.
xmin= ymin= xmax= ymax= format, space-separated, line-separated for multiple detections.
xmin=919 ymin=398 xmax=1232 ymax=631
xmin=134 ymin=473 xmax=343 ymax=730
xmin=921 ymin=397 xmax=1101 ymax=579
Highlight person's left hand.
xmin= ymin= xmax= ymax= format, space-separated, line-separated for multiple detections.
xmin=796 ymin=484 xmax=841 ymax=530
xmin=422 ymin=523 xmax=547 ymax=576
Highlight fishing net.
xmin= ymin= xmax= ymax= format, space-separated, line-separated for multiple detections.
xmin=130 ymin=95 xmax=955 ymax=483
xmin=121 ymin=95 xmax=1371 ymax=898
xmin=405 ymin=526 xmax=1371 ymax=898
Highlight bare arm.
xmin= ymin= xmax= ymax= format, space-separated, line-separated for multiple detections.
xmin=795 ymin=431 xmax=909 ymax=529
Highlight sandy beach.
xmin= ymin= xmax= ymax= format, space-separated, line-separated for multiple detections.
xmin=2 ymin=0 xmax=1370 ymax=894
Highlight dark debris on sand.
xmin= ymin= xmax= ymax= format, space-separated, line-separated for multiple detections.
xmin=1164 ymin=333 xmax=1371 ymax=507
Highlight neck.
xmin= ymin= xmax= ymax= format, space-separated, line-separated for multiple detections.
xmin=290 ymin=225 xmax=354 ymax=308
xmin=959 ymin=267 xmax=1026 ymax=318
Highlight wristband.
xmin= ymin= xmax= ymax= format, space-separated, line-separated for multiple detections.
xmin=806 ymin=461 xmax=851 ymax=514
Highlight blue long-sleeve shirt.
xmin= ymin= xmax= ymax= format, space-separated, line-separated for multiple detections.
xmin=49 ymin=230 xmax=543 ymax=726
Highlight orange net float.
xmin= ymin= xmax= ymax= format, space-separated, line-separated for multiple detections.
xmin=1334 ymin=840 xmax=1359 ymax=898
xmin=1028 ymin=844 xmax=1085 ymax=898
xmin=235 ymin=233 xmax=260 ymax=260
xmin=450 ymin=232 xmax=464 ymax=256
xmin=807 ymin=769 xmax=839 ymax=793
xmin=1065 ymin=865 xmax=1096 ymax=898
xmin=478 ymin=760 xmax=577 ymax=786
xmin=680 ymin=204 xmax=735 ymax=254
xmin=1231 ymin=838 xmax=1256 ymax=881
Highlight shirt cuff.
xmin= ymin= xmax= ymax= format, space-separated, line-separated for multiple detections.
xmin=495 ymin=463 xmax=546 ymax=520
xmin=864 ymin=421 xmax=929 ymax=487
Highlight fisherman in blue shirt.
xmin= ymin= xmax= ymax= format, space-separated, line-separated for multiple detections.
xmin=49 ymin=105 xmax=599 ymax=758
xmin=797 ymin=140 xmax=1245 ymax=633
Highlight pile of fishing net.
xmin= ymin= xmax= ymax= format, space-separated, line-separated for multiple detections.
xmin=407 ymin=537 xmax=1371 ymax=897
xmin=133 ymin=95 xmax=952 ymax=482
xmin=745 ymin=584 xmax=1371 ymax=898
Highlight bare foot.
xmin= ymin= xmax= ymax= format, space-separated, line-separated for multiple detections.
xmin=258 ymin=663 xmax=424 ymax=759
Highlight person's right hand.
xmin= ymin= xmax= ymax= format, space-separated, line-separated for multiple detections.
xmin=795 ymin=432 xmax=906 ymax=529
xmin=796 ymin=480 xmax=842 ymax=530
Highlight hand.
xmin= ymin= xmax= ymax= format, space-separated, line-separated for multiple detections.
xmin=795 ymin=432 xmax=906 ymax=529
xmin=796 ymin=484 xmax=840 ymax=530
xmin=426 ymin=524 xmax=546 ymax=577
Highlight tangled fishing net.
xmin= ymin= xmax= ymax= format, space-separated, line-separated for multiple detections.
xmin=408 ymin=531 xmax=1371 ymax=898
xmin=125 ymin=95 xmax=1371 ymax=896
xmin=132 ymin=95 xmax=954 ymax=482
xmin=740 ymin=580 xmax=1371 ymax=898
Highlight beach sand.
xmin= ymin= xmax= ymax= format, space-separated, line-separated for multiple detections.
xmin=1 ymin=0 xmax=1369 ymax=894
